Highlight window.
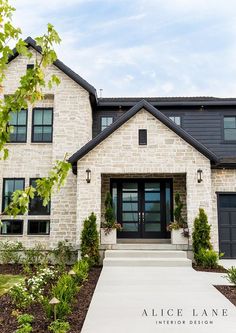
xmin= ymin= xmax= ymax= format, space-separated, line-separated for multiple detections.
xmin=27 ymin=64 xmax=34 ymax=70
xmin=28 ymin=220 xmax=50 ymax=235
xmin=1 ymin=220 xmax=23 ymax=235
xmin=101 ymin=116 xmax=113 ymax=131
xmin=29 ymin=179 xmax=50 ymax=215
xmin=32 ymin=108 xmax=53 ymax=142
xmin=139 ymin=129 xmax=147 ymax=145
xmin=2 ymin=179 xmax=24 ymax=212
xmin=9 ymin=110 xmax=27 ymax=142
xmin=224 ymin=117 xmax=236 ymax=141
xmin=169 ymin=116 xmax=181 ymax=126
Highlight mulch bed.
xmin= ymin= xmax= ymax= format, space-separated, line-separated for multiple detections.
xmin=215 ymin=285 xmax=236 ymax=306
xmin=0 ymin=264 xmax=24 ymax=275
xmin=192 ymin=263 xmax=228 ymax=273
xmin=0 ymin=266 xmax=102 ymax=333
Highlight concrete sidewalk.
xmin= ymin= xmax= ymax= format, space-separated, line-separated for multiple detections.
xmin=81 ymin=266 xmax=236 ymax=333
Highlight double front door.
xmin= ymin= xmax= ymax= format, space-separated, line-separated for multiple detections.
xmin=111 ymin=179 xmax=172 ymax=238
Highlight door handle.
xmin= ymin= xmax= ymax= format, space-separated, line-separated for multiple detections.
xmin=138 ymin=212 xmax=141 ymax=224
xmin=142 ymin=212 xmax=145 ymax=221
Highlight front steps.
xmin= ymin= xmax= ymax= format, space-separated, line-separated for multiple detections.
xmin=103 ymin=249 xmax=192 ymax=267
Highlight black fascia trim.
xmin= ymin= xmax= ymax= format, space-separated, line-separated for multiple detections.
xmin=69 ymin=99 xmax=219 ymax=167
xmin=98 ymin=100 xmax=236 ymax=107
xmin=8 ymin=37 xmax=97 ymax=101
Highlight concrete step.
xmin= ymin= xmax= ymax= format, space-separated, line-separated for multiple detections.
xmin=103 ymin=257 xmax=192 ymax=267
xmin=105 ymin=250 xmax=187 ymax=259
xmin=110 ymin=243 xmax=189 ymax=250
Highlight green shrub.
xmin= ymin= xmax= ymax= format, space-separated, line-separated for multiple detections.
xmin=192 ymin=208 xmax=212 ymax=261
xmin=72 ymin=259 xmax=89 ymax=284
xmin=44 ymin=273 xmax=77 ymax=319
xmin=48 ymin=320 xmax=70 ymax=333
xmin=196 ymin=248 xmax=221 ymax=268
xmin=23 ymin=243 xmax=49 ymax=273
xmin=15 ymin=314 xmax=34 ymax=333
xmin=226 ymin=266 xmax=236 ymax=285
xmin=52 ymin=240 xmax=74 ymax=271
xmin=0 ymin=241 xmax=24 ymax=264
xmin=80 ymin=212 xmax=99 ymax=266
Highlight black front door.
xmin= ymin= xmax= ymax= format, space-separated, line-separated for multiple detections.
xmin=111 ymin=179 xmax=172 ymax=238
xmin=218 ymin=194 xmax=236 ymax=258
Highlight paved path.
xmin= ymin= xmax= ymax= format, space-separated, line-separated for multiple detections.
xmin=82 ymin=266 xmax=236 ymax=333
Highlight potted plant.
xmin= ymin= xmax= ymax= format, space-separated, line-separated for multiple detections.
xmin=100 ymin=192 xmax=122 ymax=245
xmin=167 ymin=193 xmax=189 ymax=245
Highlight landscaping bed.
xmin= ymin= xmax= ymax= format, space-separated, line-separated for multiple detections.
xmin=0 ymin=264 xmax=24 ymax=275
xmin=0 ymin=267 xmax=101 ymax=333
xmin=192 ymin=263 xmax=227 ymax=273
xmin=215 ymin=285 xmax=236 ymax=306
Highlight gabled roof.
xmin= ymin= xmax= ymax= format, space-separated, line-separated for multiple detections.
xmin=69 ymin=99 xmax=219 ymax=168
xmin=8 ymin=37 xmax=97 ymax=101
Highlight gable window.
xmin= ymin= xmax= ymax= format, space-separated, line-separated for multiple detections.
xmin=169 ymin=116 xmax=181 ymax=126
xmin=29 ymin=179 xmax=50 ymax=215
xmin=139 ymin=129 xmax=147 ymax=145
xmin=28 ymin=220 xmax=50 ymax=235
xmin=32 ymin=108 xmax=53 ymax=142
xmin=101 ymin=116 xmax=113 ymax=131
xmin=2 ymin=178 xmax=24 ymax=212
xmin=1 ymin=220 xmax=23 ymax=235
xmin=9 ymin=110 xmax=27 ymax=142
xmin=224 ymin=117 xmax=236 ymax=141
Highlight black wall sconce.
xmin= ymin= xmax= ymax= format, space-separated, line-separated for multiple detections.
xmin=197 ymin=169 xmax=203 ymax=183
xmin=86 ymin=169 xmax=91 ymax=183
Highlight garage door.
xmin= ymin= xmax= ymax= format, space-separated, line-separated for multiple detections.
xmin=218 ymin=194 xmax=236 ymax=258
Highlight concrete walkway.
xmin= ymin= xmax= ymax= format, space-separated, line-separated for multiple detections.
xmin=82 ymin=266 xmax=236 ymax=333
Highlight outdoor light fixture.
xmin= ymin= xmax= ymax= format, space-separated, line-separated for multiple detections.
xmin=197 ymin=169 xmax=203 ymax=183
xmin=86 ymin=169 xmax=91 ymax=183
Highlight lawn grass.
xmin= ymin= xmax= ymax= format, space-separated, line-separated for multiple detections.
xmin=0 ymin=274 xmax=24 ymax=296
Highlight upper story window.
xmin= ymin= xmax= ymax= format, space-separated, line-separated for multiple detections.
xmin=9 ymin=110 xmax=27 ymax=142
xmin=101 ymin=116 xmax=113 ymax=131
xmin=32 ymin=108 xmax=53 ymax=142
xmin=2 ymin=178 xmax=24 ymax=212
xmin=29 ymin=178 xmax=50 ymax=215
xmin=169 ymin=116 xmax=181 ymax=126
xmin=224 ymin=117 xmax=236 ymax=141
xmin=139 ymin=129 xmax=147 ymax=145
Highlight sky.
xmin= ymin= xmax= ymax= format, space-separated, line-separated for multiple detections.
xmin=11 ymin=0 xmax=236 ymax=97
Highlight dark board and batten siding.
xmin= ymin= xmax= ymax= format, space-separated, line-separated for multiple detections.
xmin=93 ymin=106 xmax=236 ymax=159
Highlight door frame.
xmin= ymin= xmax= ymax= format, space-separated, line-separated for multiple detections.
xmin=110 ymin=178 xmax=173 ymax=239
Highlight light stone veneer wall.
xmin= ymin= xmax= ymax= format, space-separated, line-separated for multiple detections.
xmin=76 ymin=109 xmax=214 ymax=246
xmin=211 ymin=169 xmax=236 ymax=251
xmin=0 ymin=48 xmax=92 ymax=248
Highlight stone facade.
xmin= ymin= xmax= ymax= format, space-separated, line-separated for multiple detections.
xmin=0 ymin=48 xmax=92 ymax=248
xmin=1 ymin=47 xmax=236 ymax=253
xmin=76 ymin=109 xmax=213 ymax=246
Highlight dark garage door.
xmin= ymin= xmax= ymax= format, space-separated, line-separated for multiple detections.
xmin=218 ymin=194 xmax=236 ymax=258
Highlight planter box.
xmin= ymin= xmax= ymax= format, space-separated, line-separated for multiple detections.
xmin=100 ymin=228 xmax=117 ymax=245
xmin=171 ymin=228 xmax=189 ymax=245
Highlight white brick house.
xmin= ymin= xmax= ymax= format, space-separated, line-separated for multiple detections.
xmin=0 ymin=37 xmax=236 ymax=258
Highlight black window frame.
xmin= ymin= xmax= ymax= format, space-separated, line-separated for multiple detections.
xmin=27 ymin=64 xmax=34 ymax=70
xmin=9 ymin=109 xmax=28 ymax=143
xmin=0 ymin=220 xmax=23 ymax=235
xmin=2 ymin=178 xmax=25 ymax=213
xmin=29 ymin=178 xmax=51 ymax=216
xmin=32 ymin=107 xmax=53 ymax=143
xmin=139 ymin=129 xmax=147 ymax=145
xmin=169 ymin=115 xmax=181 ymax=126
xmin=223 ymin=116 xmax=236 ymax=143
xmin=27 ymin=220 xmax=50 ymax=235
xmin=100 ymin=116 xmax=114 ymax=131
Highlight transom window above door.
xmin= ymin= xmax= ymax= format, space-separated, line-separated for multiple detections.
xmin=169 ymin=116 xmax=181 ymax=126
xmin=32 ymin=108 xmax=53 ymax=142
xmin=224 ymin=116 xmax=236 ymax=141
xmin=9 ymin=110 xmax=27 ymax=142
xmin=101 ymin=116 xmax=113 ymax=131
